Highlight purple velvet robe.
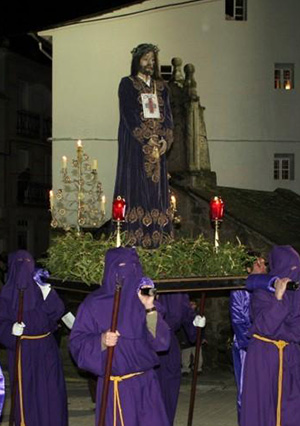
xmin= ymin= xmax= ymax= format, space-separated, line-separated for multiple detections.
xmin=241 ymin=246 xmax=300 ymax=426
xmin=69 ymin=247 xmax=171 ymax=426
xmin=156 ymin=293 xmax=196 ymax=425
xmin=114 ymin=76 xmax=174 ymax=248
xmin=0 ymin=250 xmax=68 ymax=426
xmin=230 ymin=277 xmax=276 ymax=425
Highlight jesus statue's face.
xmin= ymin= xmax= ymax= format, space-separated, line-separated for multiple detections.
xmin=139 ymin=51 xmax=155 ymax=77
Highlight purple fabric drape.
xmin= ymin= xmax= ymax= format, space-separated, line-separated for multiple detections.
xmin=114 ymin=76 xmax=174 ymax=248
xmin=230 ymin=290 xmax=251 ymax=425
xmin=33 ymin=268 xmax=50 ymax=286
xmin=0 ymin=362 xmax=4 ymax=416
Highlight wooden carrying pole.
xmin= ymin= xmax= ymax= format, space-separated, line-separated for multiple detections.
xmin=98 ymin=284 xmax=122 ymax=426
xmin=9 ymin=289 xmax=24 ymax=426
xmin=187 ymin=292 xmax=206 ymax=426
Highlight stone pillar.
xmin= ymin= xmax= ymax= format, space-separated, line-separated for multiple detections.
xmin=167 ymin=59 xmax=216 ymax=187
xmin=183 ymin=63 xmax=211 ymax=173
xmin=167 ymin=58 xmax=187 ymax=173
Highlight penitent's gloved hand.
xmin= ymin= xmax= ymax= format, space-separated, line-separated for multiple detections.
xmin=193 ymin=315 xmax=206 ymax=328
xmin=12 ymin=322 xmax=26 ymax=336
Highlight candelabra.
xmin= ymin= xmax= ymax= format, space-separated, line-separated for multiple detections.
xmin=50 ymin=140 xmax=106 ymax=233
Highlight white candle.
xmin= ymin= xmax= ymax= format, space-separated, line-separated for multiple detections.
xmin=49 ymin=190 xmax=54 ymax=210
xmin=77 ymin=139 xmax=82 ymax=149
xmin=62 ymin=156 xmax=67 ymax=170
xmin=92 ymin=159 xmax=98 ymax=170
xmin=101 ymin=195 xmax=106 ymax=215
xmin=171 ymin=195 xmax=177 ymax=210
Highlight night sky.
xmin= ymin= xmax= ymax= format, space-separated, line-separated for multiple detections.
xmin=0 ymin=1 xmax=139 ymax=37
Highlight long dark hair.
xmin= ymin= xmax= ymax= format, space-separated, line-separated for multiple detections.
xmin=130 ymin=43 xmax=161 ymax=80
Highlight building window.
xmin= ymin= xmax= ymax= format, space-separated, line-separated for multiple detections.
xmin=226 ymin=0 xmax=247 ymax=21
xmin=274 ymin=64 xmax=294 ymax=90
xmin=274 ymin=154 xmax=295 ymax=180
xmin=160 ymin=65 xmax=172 ymax=82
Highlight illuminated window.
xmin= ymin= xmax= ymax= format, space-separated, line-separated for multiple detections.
xmin=226 ymin=0 xmax=247 ymax=21
xmin=274 ymin=154 xmax=295 ymax=180
xmin=274 ymin=64 xmax=294 ymax=90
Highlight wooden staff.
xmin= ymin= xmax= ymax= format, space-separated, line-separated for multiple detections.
xmin=98 ymin=283 xmax=122 ymax=426
xmin=9 ymin=289 xmax=24 ymax=426
xmin=187 ymin=292 xmax=206 ymax=426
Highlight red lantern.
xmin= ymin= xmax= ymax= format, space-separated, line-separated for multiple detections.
xmin=112 ymin=196 xmax=126 ymax=221
xmin=209 ymin=196 xmax=224 ymax=222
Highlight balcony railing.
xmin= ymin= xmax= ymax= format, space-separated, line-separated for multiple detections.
xmin=17 ymin=110 xmax=52 ymax=140
xmin=18 ymin=181 xmax=51 ymax=207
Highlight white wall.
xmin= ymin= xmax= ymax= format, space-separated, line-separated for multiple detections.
xmin=41 ymin=0 xmax=300 ymax=221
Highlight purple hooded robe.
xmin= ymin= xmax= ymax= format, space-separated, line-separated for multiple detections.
xmin=241 ymin=246 xmax=300 ymax=426
xmin=156 ymin=293 xmax=197 ymax=425
xmin=0 ymin=250 xmax=68 ymax=426
xmin=230 ymin=279 xmax=275 ymax=425
xmin=69 ymin=247 xmax=171 ymax=426
xmin=114 ymin=76 xmax=174 ymax=248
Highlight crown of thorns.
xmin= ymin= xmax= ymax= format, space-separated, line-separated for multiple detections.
xmin=131 ymin=43 xmax=160 ymax=57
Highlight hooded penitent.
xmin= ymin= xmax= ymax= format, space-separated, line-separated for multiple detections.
xmin=101 ymin=246 xmax=145 ymax=338
xmin=268 ymin=245 xmax=300 ymax=282
xmin=241 ymin=245 xmax=300 ymax=426
xmin=0 ymin=250 xmax=68 ymax=426
xmin=0 ymin=250 xmax=39 ymax=311
xmin=69 ymin=246 xmax=171 ymax=426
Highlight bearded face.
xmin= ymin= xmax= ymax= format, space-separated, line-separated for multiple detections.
xmin=138 ymin=51 xmax=155 ymax=76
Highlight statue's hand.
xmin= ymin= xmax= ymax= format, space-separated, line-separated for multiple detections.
xmin=158 ymin=138 xmax=167 ymax=156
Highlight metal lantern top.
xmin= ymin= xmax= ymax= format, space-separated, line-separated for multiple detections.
xmin=112 ymin=196 xmax=126 ymax=221
xmin=209 ymin=196 xmax=225 ymax=222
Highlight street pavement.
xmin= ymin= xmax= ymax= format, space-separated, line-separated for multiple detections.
xmin=0 ymin=341 xmax=238 ymax=426
xmin=0 ymin=369 xmax=238 ymax=426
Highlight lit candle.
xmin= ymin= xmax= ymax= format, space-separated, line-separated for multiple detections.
xmin=77 ymin=140 xmax=83 ymax=161
xmin=92 ymin=159 xmax=98 ymax=170
xmin=101 ymin=195 xmax=106 ymax=215
xmin=49 ymin=190 xmax=54 ymax=210
xmin=62 ymin=155 xmax=67 ymax=170
xmin=171 ymin=195 xmax=177 ymax=210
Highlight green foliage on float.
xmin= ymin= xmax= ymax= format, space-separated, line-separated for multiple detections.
xmin=41 ymin=231 xmax=250 ymax=285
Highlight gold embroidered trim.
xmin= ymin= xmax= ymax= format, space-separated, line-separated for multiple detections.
xmin=125 ymin=229 xmax=174 ymax=248
xmin=125 ymin=207 xmax=173 ymax=228
xmin=130 ymin=77 xmax=173 ymax=183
